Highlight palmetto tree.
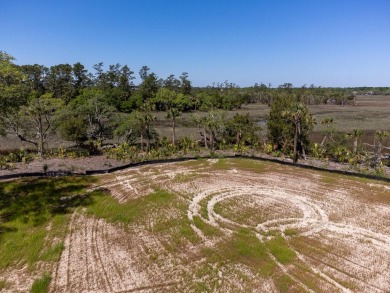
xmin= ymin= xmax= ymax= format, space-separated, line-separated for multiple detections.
xmin=348 ymin=129 xmax=364 ymax=154
xmin=364 ymin=130 xmax=390 ymax=169
xmin=166 ymin=107 xmax=181 ymax=146
xmin=282 ymin=103 xmax=315 ymax=163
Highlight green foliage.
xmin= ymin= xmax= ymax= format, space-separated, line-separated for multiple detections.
xmin=267 ymin=93 xmax=296 ymax=149
xmin=2 ymin=50 xmax=390 ymax=173
xmin=0 ymin=148 xmax=34 ymax=165
xmin=178 ymin=136 xmax=198 ymax=154
xmin=268 ymin=94 xmax=315 ymax=162
xmin=105 ymin=142 xmax=138 ymax=161
xmin=225 ymin=113 xmax=260 ymax=147
xmin=58 ymin=116 xmax=88 ymax=145
xmin=30 ymin=274 xmax=51 ymax=293
xmin=66 ymin=88 xmax=117 ymax=145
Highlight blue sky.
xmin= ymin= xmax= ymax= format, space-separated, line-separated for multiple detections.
xmin=1 ymin=0 xmax=389 ymax=87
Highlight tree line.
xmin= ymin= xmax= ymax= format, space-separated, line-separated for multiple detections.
xmin=1 ymin=51 xmax=389 ymax=173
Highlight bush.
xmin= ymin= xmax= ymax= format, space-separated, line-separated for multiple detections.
xmin=105 ymin=142 xmax=138 ymax=161
xmin=58 ymin=116 xmax=88 ymax=145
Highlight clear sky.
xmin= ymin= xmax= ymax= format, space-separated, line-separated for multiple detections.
xmin=1 ymin=0 xmax=389 ymax=87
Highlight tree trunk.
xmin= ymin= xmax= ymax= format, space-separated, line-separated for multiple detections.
xmin=203 ymin=127 xmax=208 ymax=149
xmin=353 ymin=138 xmax=358 ymax=154
xmin=172 ymin=119 xmax=176 ymax=146
xmin=37 ymin=117 xmax=44 ymax=156
xmin=297 ymin=121 xmax=306 ymax=160
xmin=236 ymin=131 xmax=242 ymax=146
xmin=293 ymin=122 xmax=298 ymax=164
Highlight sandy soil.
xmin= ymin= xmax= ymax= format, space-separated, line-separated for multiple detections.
xmin=47 ymin=160 xmax=390 ymax=292
xmin=2 ymin=158 xmax=390 ymax=292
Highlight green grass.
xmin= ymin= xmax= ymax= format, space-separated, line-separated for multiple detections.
xmin=40 ymin=242 xmax=64 ymax=262
xmin=86 ymin=188 xmax=176 ymax=225
xmin=192 ymin=216 xmax=223 ymax=237
xmin=284 ymin=228 xmax=298 ymax=236
xmin=0 ymin=176 xmax=96 ymax=270
xmin=30 ymin=273 xmax=51 ymax=293
xmin=231 ymin=158 xmax=265 ymax=173
xmin=258 ymin=262 xmax=277 ymax=277
xmin=0 ymin=279 xmax=8 ymax=290
xmin=86 ymin=188 xmax=201 ymax=249
xmin=275 ymin=274 xmax=296 ymax=293
xmin=0 ymin=222 xmax=47 ymax=269
xmin=320 ymin=174 xmax=340 ymax=185
xmin=266 ymin=236 xmax=296 ymax=264
xmin=173 ymin=172 xmax=200 ymax=183
xmin=211 ymin=158 xmax=231 ymax=170
xmin=205 ymin=228 xmax=270 ymax=271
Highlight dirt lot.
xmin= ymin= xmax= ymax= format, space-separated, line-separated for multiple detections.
xmin=1 ymin=158 xmax=390 ymax=292
xmin=32 ymin=160 xmax=390 ymax=292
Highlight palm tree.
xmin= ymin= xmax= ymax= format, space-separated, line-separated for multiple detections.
xmin=348 ymin=129 xmax=363 ymax=154
xmin=282 ymin=103 xmax=315 ymax=163
xmin=139 ymin=102 xmax=156 ymax=153
xmin=166 ymin=107 xmax=181 ymax=146
xmin=320 ymin=118 xmax=335 ymax=146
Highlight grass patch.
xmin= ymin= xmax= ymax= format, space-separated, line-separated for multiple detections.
xmin=0 ymin=176 xmax=96 ymax=226
xmin=40 ymin=242 xmax=64 ymax=262
xmin=206 ymin=228 xmax=270 ymax=271
xmin=284 ymin=228 xmax=298 ymax=236
xmin=231 ymin=158 xmax=265 ymax=173
xmin=173 ymin=172 xmax=199 ymax=183
xmin=193 ymin=216 xmax=223 ymax=237
xmin=320 ymin=174 xmax=339 ymax=185
xmin=266 ymin=236 xmax=296 ymax=264
xmin=258 ymin=261 xmax=277 ymax=277
xmin=86 ymin=188 xmax=175 ymax=225
xmin=30 ymin=273 xmax=51 ymax=293
xmin=199 ymin=194 xmax=215 ymax=220
xmin=211 ymin=158 xmax=231 ymax=170
xmin=86 ymin=188 xmax=200 ymax=248
xmin=275 ymin=274 xmax=296 ymax=293
xmin=0 ymin=279 xmax=8 ymax=290
xmin=0 ymin=176 xmax=95 ymax=269
xmin=214 ymin=198 xmax=265 ymax=226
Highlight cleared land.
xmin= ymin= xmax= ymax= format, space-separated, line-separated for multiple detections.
xmin=1 ymin=158 xmax=390 ymax=292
